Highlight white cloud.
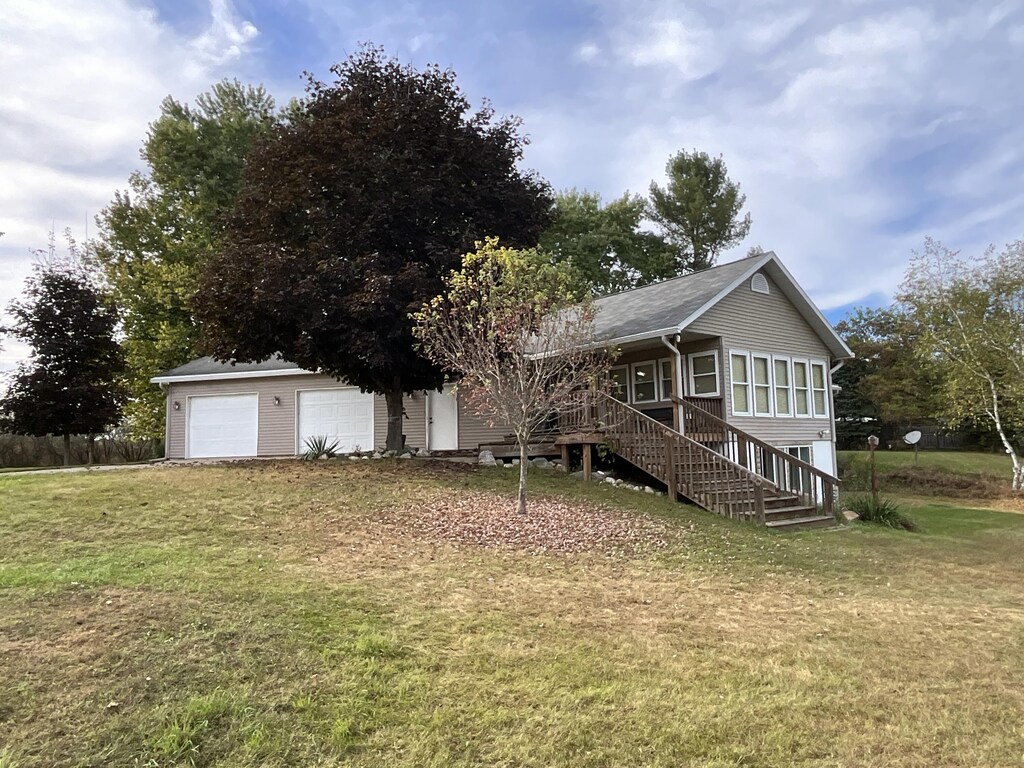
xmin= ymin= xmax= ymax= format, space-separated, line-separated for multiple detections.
xmin=0 ymin=0 xmax=258 ymax=370
xmin=537 ymin=0 xmax=1024 ymax=314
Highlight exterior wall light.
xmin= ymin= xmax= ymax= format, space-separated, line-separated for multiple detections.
xmin=173 ymin=401 xmax=180 ymax=410
xmin=273 ymin=396 xmax=281 ymax=405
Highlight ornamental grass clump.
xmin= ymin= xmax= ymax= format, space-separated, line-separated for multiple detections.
xmin=846 ymin=495 xmax=917 ymax=531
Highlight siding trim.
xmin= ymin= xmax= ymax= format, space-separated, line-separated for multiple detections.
xmin=152 ymin=368 xmax=317 ymax=384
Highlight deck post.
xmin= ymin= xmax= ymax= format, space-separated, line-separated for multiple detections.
xmin=560 ymin=443 xmax=570 ymax=472
xmin=582 ymin=443 xmax=592 ymax=481
xmin=754 ymin=480 xmax=766 ymax=525
xmin=664 ymin=434 xmax=677 ymax=499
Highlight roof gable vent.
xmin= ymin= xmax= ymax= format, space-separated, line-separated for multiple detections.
xmin=750 ymin=273 xmax=769 ymax=294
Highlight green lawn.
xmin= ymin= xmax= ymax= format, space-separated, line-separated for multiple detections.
xmin=838 ymin=449 xmax=1012 ymax=477
xmin=2 ymin=461 xmax=1024 ymax=767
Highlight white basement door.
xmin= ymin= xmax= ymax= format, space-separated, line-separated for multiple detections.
xmin=297 ymin=389 xmax=375 ymax=454
xmin=187 ymin=393 xmax=259 ymax=458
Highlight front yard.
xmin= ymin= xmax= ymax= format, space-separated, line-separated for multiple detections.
xmin=2 ymin=460 xmax=1023 ymax=767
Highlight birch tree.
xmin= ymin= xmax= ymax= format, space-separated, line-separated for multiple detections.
xmin=413 ymin=239 xmax=615 ymax=515
xmin=899 ymin=238 xmax=1024 ymax=490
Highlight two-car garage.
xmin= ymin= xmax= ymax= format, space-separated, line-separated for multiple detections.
xmin=169 ymin=361 xmax=377 ymax=459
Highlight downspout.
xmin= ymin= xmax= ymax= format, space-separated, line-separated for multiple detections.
xmin=661 ymin=334 xmax=684 ymax=433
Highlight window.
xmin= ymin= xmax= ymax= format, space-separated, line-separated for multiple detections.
xmin=631 ymin=362 xmax=657 ymax=403
xmin=660 ymin=359 xmax=673 ymax=401
xmin=811 ymin=362 xmax=828 ymax=417
xmin=792 ymin=361 xmax=810 ymax=416
xmin=730 ymin=353 xmax=751 ymax=415
xmin=610 ymin=366 xmax=628 ymax=401
xmin=759 ymin=445 xmax=812 ymax=491
xmin=688 ymin=352 xmax=719 ymax=396
xmin=773 ymin=357 xmax=791 ymax=416
xmin=752 ymin=354 xmax=772 ymax=416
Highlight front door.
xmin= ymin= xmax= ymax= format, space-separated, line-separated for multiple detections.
xmin=428 ymin=385 xmax=458 ymax=450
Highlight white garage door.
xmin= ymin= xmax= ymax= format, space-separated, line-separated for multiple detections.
xmin=187 ymin=394 xmax=259 ymax=458
xmin=298 ymin=389 xmax=374 ymax=454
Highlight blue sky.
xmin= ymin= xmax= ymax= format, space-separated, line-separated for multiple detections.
xmin=3 ymin=0 xmax=1024 ymax=367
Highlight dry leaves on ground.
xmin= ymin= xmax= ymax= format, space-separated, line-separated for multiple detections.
xmin=375 ymin=491 xmax=678 ymax=556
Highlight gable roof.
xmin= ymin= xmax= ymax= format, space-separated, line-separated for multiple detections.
xmin=152 ymin=252 xmax=852 ymax=384
xmin=593 ymin=251 xmax=853 ymax=359
xmin=151 ymin=355 xmax=312 ymax=384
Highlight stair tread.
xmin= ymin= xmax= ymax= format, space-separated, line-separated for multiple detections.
xmin=764 ymin=515 xmax=834 ymax=528
xmin=763 ymin=505 xmax=817 ymax=515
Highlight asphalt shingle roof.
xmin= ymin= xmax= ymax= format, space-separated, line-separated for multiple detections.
xmin=592 ymin=255 xmax=760 ymax=341
xmin=156 ymin=355 xmax=301 ymax=378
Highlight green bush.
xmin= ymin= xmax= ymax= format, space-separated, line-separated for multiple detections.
xmin=303 ymin=435 xmax=340 ymax=460
xmin=845 ymin=495 xmax=917 ymax=531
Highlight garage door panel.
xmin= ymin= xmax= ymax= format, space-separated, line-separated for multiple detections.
xmin=298 ymin=389 xmax=374 ymax=453
xmin=188 ymin=394 xmax=258 ymax=458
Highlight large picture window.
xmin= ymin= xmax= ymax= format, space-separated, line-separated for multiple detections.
xmin=688 ymin=352 xmax=719 ymax=396
xmin=730 ymin=353 xmax=751 ymax=415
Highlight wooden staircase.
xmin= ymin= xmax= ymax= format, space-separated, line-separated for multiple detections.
xmin=562 ymin=391 xmax=838 ymax=531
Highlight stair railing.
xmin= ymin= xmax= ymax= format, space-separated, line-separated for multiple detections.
xmin=672 ymin=395 xmax=839 ymax=517
xmin=563 ymin=391 xmax=768 ymax=524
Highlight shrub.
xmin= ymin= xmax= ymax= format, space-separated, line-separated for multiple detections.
xmin=303 ymin=435 xmax=340 ymax=460
xmin=845 ymin=495 xmax=917 ymax=531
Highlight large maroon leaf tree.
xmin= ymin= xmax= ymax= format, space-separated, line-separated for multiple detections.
xmin=193 ymin=47 xmax=552 ymax=450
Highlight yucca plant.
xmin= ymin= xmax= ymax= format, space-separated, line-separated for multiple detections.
xmin=303 ymin=435 xmax=340 ymax=460
xmin=845 ymin=495 xmax=917 ymax=531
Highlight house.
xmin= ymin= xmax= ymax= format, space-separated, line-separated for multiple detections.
xmin=152 ymin=251 xmax=852 ymax=527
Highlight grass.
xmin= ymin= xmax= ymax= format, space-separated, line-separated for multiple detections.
xmin=2 ymin=460 xmax=1024 ymax=766
xmin=838 ymin=449 xmax=1012 ymax=478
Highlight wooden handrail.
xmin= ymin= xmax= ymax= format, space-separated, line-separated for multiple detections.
xmin=563 ymin=389 xmax=838 ymax=523
xmin=564 ymin=390 xmax=770 ymax=523
xmin=672 ymin=396 xmax=838 ymax=516
xmin=672 ymin=396 xmax=839 ymax=484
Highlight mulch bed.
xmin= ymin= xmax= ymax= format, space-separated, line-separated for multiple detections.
xmin=375 ymin=491 xmax=677 ymax=556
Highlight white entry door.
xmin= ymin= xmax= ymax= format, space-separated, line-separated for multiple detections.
xmin=428 ymin=385 xmax=458 ymax=450
xmin=187 ymin=393 xmax=258 ymax=458
xmin=297 ymin=388 xmax=375 ymax=454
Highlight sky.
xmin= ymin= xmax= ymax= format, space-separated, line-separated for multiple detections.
xmin=2 ymin=0 xmax=1023 ymax=370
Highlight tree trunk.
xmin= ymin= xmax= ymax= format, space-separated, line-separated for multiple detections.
xmin=517 ymin=439 xmax=528 ymax=516
xmin=87 ymin=435 xmax=94 ymax=466
xmin=987 ymin=377 xmax=1022 ymax=492
xmin=384 ymin=378 xmax=404 ymax=453
xmin=62 ymin=433 xmax=71 ymax=467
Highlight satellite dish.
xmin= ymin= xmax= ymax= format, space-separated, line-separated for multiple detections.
xmin=904 ymin=430 xmax=922 ymax=466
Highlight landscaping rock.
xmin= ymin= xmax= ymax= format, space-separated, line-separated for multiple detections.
xmin=532 ymin=457 xmax=551 ymax=469
xmin=644 ymin=486 xmax=655 ymax=494
xmin=841 ymin=509 xmax=860 ymax=522
xmin=478 ymin=450 xmax=497 ymax=466
xmin=604 ymin=476 xmax=617 ymax=485
xmin=511 ymin=458 xmax=520 ymax=466
xmin=399 ymin=452 xmax=413 ymax=459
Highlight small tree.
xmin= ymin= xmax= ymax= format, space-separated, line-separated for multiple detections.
xmin=899 ymin=238 xmax=1024 ymax=490
xmin=413 ymin=239 xmax=615 ymax=515
xmin=1 ymin=233 xmax=126 ymax=465
xmin=649 ymin=150 xmax=752 ymax=272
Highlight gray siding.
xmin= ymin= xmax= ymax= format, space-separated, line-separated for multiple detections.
xmin=457 ymin=403 xmax=511 ymax=448
xmin=689 ymin=270 xmax=834 ymax=445
xmin=164 ymin=376 xmax=495 ymax=458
